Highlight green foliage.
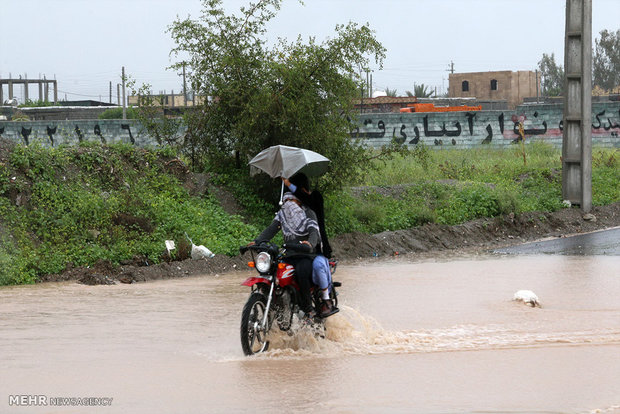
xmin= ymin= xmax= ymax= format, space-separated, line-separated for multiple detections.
xmin=327 ymin=145 xmax=618 ymax=234
xmin=0 ymin=143 xmax=259 ymax=285
xmin=125 ymin=81 xmax=185 ymax=146
xmin=384 ymin=87 xmax=398 ymax=97
xmin=324 ymin=185 xmax=437 ymax=235
xmin=10 ymin=111 xmax=30 ymax=121
xmin=406 ymin=83 xmax=434 ymax=98
xmin=98 ymin=107 xmax=138 ymax=119
xmin=436 ymin=184 xmax=506 ymax=225
xmin=592 ymin=149 xmax=620 ymax=205
xmin=593 ymin=29 xmax=620 ymax=92
xmin=538 ymin=53 xmax=564 ymax=97
xmin=19 ymin=99 xmax=55 ymax=108
xmin=168 ymin=0 xmax=386 ymax=190
xmin=1 ymin=141 xmax=617 ymax=285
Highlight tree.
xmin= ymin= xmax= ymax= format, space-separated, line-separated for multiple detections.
xmin=593 ymin=29 xmax=620 ymax=92
xmin=384 ymin=87 xmax=398 ymax=97
xmin=125 ymin=78 xmax=184 ymax=146
xmin=406 ymin=83 xmax=434 ymax=98
xmin=167 ymin=0 xmax=386 ymax=190
xmin=538 ymin=53 xmax=564 ymax=97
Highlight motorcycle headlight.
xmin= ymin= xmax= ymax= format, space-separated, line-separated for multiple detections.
xmin=255 ymin=252 xmax=272 ymax=273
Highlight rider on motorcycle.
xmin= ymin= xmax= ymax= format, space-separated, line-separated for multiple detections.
xmin=251 ymin=192 xmax=320 ymax=318
xmin=283 ymin=173 xmax=337 ymax=317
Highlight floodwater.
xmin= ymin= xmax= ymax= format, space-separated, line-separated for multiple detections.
xmin=1 ymin=255 xmax=619 ymax=414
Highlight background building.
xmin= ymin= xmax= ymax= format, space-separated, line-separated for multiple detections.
xmin=449 ymin=70 xmax=539 ymax=109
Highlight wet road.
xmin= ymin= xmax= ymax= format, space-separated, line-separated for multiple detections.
xmin=1 ymin=253 xmax=619 ymax=413
xmin=495 ymin=227 xmax=620 ymax=255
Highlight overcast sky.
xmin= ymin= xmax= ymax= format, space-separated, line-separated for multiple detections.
xmin=1 ymin=0 xmax=618 ymax=102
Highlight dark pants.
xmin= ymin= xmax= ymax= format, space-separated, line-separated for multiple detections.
xmin=286 ymin=256 xmax=313 ymax=314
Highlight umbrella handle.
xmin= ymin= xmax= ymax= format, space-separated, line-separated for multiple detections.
xmin=279 ymin=180 xmax=284 ymax=205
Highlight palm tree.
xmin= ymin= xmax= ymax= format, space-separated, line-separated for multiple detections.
xmin=385 ymin=87 xmax=398 ymax=97
xmin=405 ymin=83 xmax=434 ymax=98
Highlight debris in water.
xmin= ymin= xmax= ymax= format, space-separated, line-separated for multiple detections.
xmin=513 ymin=290 xmax=541 ymax=307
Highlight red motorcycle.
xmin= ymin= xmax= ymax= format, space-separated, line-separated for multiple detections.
xmin=239 ymin=242 xmax=340 ymax=356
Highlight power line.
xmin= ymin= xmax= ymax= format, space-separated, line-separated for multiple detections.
xmin=55 ymin=89 xmax=106 ymax=98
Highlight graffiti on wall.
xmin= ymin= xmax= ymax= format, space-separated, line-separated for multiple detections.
xmin=352 ymin=106 xmax=620 ymax=147
xmin=0 ymin=121 xmax=142 ymax=147
xmin=1 ymin=105 xmax=618 ymax=149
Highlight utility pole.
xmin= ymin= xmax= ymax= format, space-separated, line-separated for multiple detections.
xmin=536 ymin=69 xmax=538 ymax=103
xmin=109 ymin=81 xmax=112 ymax=103
xmin=360 ymin=76 xmax=364 ymax=115
xmin=122 ymin=66 xmax=126 ymax=120
xmin=182 ymin=62 xmax=188 ymax=107
xmin=562 ymin=0 xmax=592 ymax=213
xmin=446 ymin=62 xmax=455 ymax=97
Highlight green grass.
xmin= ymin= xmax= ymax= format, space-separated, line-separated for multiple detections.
xmin=0 ymin=141 xmax=618 ymax=285
xmin=0 ymin=142 xmax=260 ymax=285
xmin=322 ymin=143 xmax=618 ymax=235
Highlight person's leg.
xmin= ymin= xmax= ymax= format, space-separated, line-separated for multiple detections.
xmin=312 ymin=255 xmax=331 ymax=299
xmin=291 ymin=257 xmax=313 ymax=314
xmin=313 ymin=255 xmax=338 ymax=317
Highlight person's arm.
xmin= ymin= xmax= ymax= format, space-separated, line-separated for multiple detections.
xmin=304 ymin=208 xmax=320 ymax=248
xmin=254 ymin=219 xmax=280 ymax=244
xmin=282 ymin=178 xmax=312 ymax=206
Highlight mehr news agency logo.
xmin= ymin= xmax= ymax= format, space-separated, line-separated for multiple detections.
xmin=8 ymin=395 xmax=113 ymax=407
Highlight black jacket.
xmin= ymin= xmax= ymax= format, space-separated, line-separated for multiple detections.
xmin=290 ymin=188 xmax=332 ymax=258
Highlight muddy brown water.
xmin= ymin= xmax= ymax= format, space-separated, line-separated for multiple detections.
xmin=1 ymin=255 xmax=619 ymax=414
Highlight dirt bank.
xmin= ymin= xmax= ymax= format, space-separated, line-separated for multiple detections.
xmin=43 ymin=201 xmax=620 ymax=285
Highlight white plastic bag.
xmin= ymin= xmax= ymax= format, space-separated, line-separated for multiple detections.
xmin=191 ymin=244 xmax=215 ymax=259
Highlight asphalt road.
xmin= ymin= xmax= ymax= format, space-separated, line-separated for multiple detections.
xmin=494 ymin=227 xmax=620 ymax=256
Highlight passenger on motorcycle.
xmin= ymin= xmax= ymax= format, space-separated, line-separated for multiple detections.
xmin=283 ymin=173 xmax=337 ymax=317
xmin=251 ymin=192 xmax=319 ymax=318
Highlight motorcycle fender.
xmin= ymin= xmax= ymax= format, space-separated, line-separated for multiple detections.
xmin=277 ymin=264 xmax=296 ymax=288
xmin=241 ymin=277 xmax=272 ymax=287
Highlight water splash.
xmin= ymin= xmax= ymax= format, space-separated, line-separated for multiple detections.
xmin=249 ymin=305 xmax=620 ymax=359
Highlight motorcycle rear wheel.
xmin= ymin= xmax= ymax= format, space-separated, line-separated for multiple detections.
xmin=240 ymin=292 xmax=270 ymax=356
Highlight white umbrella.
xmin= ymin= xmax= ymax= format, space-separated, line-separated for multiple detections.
xmin=249 ymin=145 xmax=330 ymax=203
xmin=249 ymin=145 xmax=330 ymax=179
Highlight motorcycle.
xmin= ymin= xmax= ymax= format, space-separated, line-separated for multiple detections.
xmin=238 ymin=242 xmax=341 ymax=356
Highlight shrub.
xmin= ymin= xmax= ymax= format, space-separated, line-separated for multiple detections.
xmin=98 ymin=107 xmax=138 ymax=119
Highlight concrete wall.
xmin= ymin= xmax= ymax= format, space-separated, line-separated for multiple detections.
xmin=353 ymin=102 xmax=620 ymax=149
xmin=1 ymin=102 xmax=619 ymax=149
xmin=0 ymin=119 xmax=166 ymax=147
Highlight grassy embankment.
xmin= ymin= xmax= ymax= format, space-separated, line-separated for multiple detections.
xmin=0 ymin=142 xmax=263 ymax=285
xmin=0 ymin=141 xmax=617 ymax=285
xmin=323 ymin=143 xmax=619 ymax=234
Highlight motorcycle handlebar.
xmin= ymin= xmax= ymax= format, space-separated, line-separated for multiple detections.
xmin=239 ymin=242 xmax=278 ymax=255
xmin=239 ymin=242 xmax=313 ymax=255
xmin=282 ymin=242 xmax=312 ymax=254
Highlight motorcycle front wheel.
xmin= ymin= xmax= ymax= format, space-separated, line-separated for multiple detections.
xmin=240 ymin=292 xmax=270 ymax=356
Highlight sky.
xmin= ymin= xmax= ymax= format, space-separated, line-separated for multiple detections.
xmin=1 ymin=0 xmax=619 ymax=103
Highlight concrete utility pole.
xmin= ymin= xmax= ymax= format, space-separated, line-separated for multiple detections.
xmin=562 ymin=0 xmax=592 ymax=213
